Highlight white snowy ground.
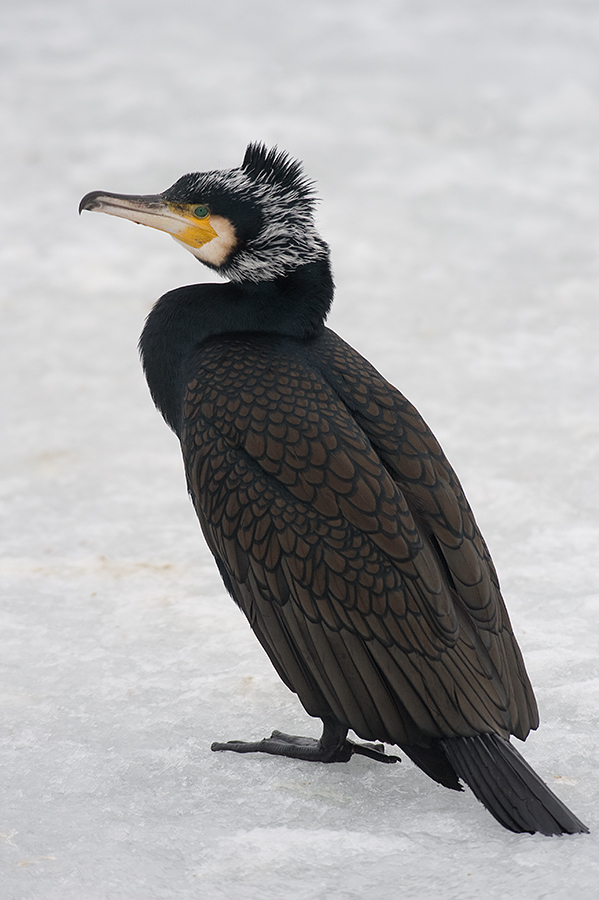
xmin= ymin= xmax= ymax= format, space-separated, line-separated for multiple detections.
xmin=1 ymin=0 xmax=598 ymax=897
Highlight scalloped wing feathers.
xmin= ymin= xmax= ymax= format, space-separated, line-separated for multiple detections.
xmin=181 ymin=329 xmax=539 ymax=748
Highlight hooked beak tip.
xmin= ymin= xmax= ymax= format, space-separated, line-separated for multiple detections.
xmin=79 ymin=191 xmax=102 ymax=215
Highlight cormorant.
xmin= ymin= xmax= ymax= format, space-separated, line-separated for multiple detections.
xmin=80 ymin=143 xmax=588 ymax=835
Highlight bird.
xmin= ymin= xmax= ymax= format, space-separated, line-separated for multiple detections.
xmin=80 ymin=143 xmax=588 ymax=836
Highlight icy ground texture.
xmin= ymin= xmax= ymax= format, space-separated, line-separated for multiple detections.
xmin=1 ymin=0 xmax=598 ymax=897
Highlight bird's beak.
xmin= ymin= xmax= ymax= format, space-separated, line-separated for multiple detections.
xmin=78 ymin=191 xmax=218 ymax=248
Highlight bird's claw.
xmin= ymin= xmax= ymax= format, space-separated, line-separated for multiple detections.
xmin=343 ymin=739 xmax=401 ymax=764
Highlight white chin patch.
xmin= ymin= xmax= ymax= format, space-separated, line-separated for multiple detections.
xmin=175 ymin=215 xmax=238 ymax=268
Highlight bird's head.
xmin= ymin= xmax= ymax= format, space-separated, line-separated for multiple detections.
xmin=79 ymin=143 xmax=328 ymax=284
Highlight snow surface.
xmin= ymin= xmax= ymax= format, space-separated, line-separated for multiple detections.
xmin=1 ymin=0 xmax=598 ymax=897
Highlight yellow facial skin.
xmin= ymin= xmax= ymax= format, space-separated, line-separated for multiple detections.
xmin=165 ymin=204 xmax=219 ymax=248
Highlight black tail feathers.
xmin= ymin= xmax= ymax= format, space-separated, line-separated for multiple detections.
xmin=441 ymin=733 xmax=589 ymax=835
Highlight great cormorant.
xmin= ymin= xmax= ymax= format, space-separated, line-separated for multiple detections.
xmin=80 ymin=143 xmax=588 ymax=835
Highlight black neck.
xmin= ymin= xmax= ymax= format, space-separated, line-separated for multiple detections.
xmin=139 ymin=258 xmax=334 ymax=434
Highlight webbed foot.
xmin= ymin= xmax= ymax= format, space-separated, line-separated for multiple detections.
xmin=211 ymin=728 xmax=400 ymax=764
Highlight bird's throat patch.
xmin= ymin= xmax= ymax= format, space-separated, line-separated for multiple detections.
xmin=176 ymin=215 xmax=238 ymax=266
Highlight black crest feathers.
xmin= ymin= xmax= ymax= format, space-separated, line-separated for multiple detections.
xmin=242 ymin=143 xmax=317 ymax=203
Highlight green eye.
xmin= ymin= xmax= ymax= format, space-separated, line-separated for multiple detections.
xmin=194 ymin=205 xmax=209 ymax=218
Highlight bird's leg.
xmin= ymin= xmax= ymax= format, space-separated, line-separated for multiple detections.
xmin=211 ymin=715 xmax=400 ymax=764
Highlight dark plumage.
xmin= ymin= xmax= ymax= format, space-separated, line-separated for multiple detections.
xmin=80 ymin=143 xmax=588 ymax=835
